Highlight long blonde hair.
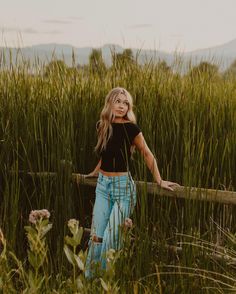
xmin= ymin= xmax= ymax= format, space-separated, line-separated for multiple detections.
xmin=95 ymin=87 xmax=136 ymax=152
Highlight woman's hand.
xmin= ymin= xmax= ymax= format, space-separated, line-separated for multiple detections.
xmin=159 ymin=180 xmax=180 ymax=191
xmin=84 ymin=160 xmax=101 ymax=178
xmin=84 ymin=171 xmax=99 ymax=178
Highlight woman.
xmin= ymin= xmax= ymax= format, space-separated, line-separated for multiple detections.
xmin=85 ymin=87 xmax=179 ymax=278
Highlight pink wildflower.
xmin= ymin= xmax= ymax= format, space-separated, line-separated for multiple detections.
xmin=29 ymin=209 xmax=50 ymax=224
xmin=67 ymin=219 xmax=79 ymax=232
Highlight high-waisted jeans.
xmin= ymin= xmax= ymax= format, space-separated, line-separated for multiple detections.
xmin=85 ymin=172 xmax=136 ymax=278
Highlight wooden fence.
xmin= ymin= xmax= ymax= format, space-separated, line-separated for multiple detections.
xmin=21 ymin=171 xmax=236 ymax=205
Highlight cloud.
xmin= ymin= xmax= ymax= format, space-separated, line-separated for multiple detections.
xmin=23 ymin=28 xmax=40 ymax=34
xmin=126 ymin=24 xmax=153 ymax=29
xmin=0 ymin=26 xmax=39 ymax=34
xmin=43 ymin=17 xmax=83 ymax=24
xmin=170 ymin=34 xmax=184 ymax=39
xmin=0 ymin=26 xmax=61 ymax=35
xmin=43 ymin=30 xmax=61 ymax=35
xmin=67 ymin=16 xmax=84 ymax=21
xmin=43 ymin=19 xmax=72 ymax=24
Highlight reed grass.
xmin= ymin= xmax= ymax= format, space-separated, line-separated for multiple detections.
xmin=0 ymin=48 xmax=235 ymax=292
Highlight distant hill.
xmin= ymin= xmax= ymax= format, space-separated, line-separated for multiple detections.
xmin=0 ymin=39 xmax=236 ymax=71
xmin=184 ymin=38 xmax=236 ymax=70
xmin=0 ymin=43 xmax=173 ymax=67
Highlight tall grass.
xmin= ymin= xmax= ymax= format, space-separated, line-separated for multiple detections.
xmin=0 ymin=49 xmax=235 ymax=292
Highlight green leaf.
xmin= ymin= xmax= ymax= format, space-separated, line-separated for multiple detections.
xmin=64 ymin=244 xmax=75 ymax=265
xmin=76 ymin=276 xmax=84 ymax=290
xmin=24 ymin=226 xmax=36 ymax=234
xmin=74 ymin=227 xmax=83 ymax=245
xmin=41 ymin=219 xmax=49 ymax=226
xmin=100 ymin=278 xmax=109 ymax=291
xmin=78 ymin=250 xmax=86 ymax=264
xmin=28 ymin=270 xmax=45 ymax=290
xmin=27 ymin=250 xmax=37 ymax=269
xmin=64 ymin=236 xmax=78 ymax=247
xmin=40 ymin=223 xmax=52 ymax=238
xmin=74 ymin=254 xmax=84 ymax=271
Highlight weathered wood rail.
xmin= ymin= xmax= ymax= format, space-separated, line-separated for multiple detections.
xmin=20 ymin=171 xmax=236 ymax=205
xmin=18 ymin=171 xmax=236 ymax=262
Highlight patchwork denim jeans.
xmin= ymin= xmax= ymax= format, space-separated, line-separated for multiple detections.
xmin=85 ymin=172 xmax=136 ymax=278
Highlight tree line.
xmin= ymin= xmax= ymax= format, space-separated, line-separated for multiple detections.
xmin=43 ymin=48 xmax=236 ymax=79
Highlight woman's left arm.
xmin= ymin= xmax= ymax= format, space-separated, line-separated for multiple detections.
xmin=85 ymin=159 xmax=101 ymax=178
xmin=133 ymin=133 xmax=180 ymax=191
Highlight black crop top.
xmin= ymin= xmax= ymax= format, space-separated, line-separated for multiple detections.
xmin=100 ymin=122 xmax=141 ymax=172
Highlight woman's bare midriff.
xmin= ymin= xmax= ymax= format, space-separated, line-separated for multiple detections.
xmin=99 ymin=169 xmax=129 ymax=177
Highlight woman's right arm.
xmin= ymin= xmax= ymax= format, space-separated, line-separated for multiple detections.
xmin=85 ymin=159 xmax=101 ymax=177
xmin=133 ymin=133 xmax=180 ymax=191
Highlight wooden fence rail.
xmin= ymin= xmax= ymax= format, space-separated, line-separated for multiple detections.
xmin=19 ymin=171 xmax=236 ymax=205
xmin=16 ymin=171 xmax=236 ymax=263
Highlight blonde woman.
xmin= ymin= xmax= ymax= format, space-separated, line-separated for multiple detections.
xmin=85 ymin=87 xmax=179 ymax=278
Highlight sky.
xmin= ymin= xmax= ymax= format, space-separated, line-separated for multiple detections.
xmin=0 ymin=0 xmax=236 ymax=53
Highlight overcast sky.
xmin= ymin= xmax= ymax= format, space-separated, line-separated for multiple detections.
xmin=0 ymin=0 xmax=236 ymax=52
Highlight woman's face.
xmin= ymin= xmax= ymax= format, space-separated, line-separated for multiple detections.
xmin=111 ymin=93 xmax=129 ymax=120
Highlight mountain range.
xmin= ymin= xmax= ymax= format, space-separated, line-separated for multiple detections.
xmin=1 ymin=38 xmax=236 ymax=71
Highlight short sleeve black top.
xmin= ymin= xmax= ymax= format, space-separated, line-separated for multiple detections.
xmin=100 ymin=122 xmax=141 ymax=172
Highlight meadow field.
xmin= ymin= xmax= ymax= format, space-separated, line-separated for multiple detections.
xmin=0 ymin=52 xmax=236 ymax=293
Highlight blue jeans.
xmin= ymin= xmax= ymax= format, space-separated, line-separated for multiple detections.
xmin=85 ymin=172 xmax=136 ymax=278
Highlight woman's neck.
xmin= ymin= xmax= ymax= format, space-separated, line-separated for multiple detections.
xmin=112 ymin=118 xmax=129 ymax=123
